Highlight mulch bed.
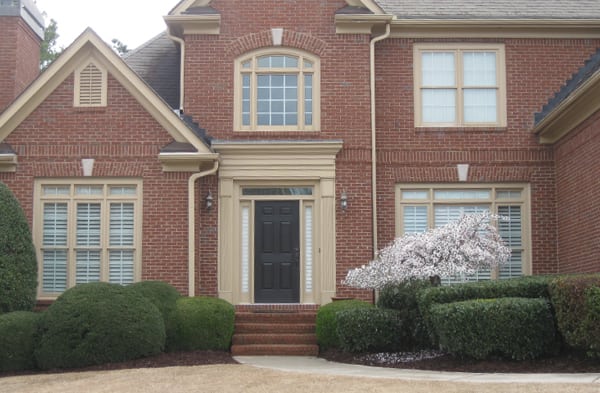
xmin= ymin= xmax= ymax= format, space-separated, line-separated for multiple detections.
xmin=3 ymin=348 xmax=600 ymax=378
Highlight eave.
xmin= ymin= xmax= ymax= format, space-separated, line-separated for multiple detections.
xmin=0 ymin=154 xmax=17 ymax=172
xmin=164 ymin=14 xmax=221 ymax=36
xmin=335 ymin=14 xmax=394 ymax=34
xmin=533 ymin=70 xmax=600 ymax=144
xmin=158 ymin=152 xmax=219 ymax=172
xmin=389 ymin=19 xmax=600 ymax=38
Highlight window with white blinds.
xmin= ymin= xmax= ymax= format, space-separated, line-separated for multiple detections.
xmin=397 ymin=185 xmax=528 ymax=283
xmin=36 ymin=181 xmax=140 ymax=296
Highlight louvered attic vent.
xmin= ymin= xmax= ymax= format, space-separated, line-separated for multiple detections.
xmin=75 ymin=62 xmax=107 ymax=107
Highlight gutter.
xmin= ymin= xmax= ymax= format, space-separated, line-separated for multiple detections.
xmin=369 ymin=22 xmax=391 ymax=258
xmin=187 ymin=160 xmax=219 ymax=296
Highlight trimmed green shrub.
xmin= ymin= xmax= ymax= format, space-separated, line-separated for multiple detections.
xmin=0 ymin=181 xmax=37 ymax=313
xmin=418 ymin=275 xmax=554 ymax=344
xmin=168 ymin=297 xmax=235 ymax=351
xmin=0 ymin=311 xmax=40 ymax=371
xmin=336 ymin=308 xmax=404 ymax=353
xmin=126 ymin=281 xmax=181 ymax=322
xmin=35 ymin=282 xmax=165 ymax=370
xmin=431 ymin=297 xmax=558 ymax=360
xmin=316 ymin=300 xmax=374 ymax=350
xmin=548 ymin=274 xmax=600 ymax=353
xmin=377 ymin=279 xmax=433 ymax=349
xmin=583 ymin=286 xmax=600 ymax=357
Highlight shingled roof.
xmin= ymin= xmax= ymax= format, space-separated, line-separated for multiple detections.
xmin=375 ymin=0 xmax=600 ymax=19
xmin=123 ymin=32 xmax=181 ymax=109
xmin=535 ymin=48 xmax=600 ymax=126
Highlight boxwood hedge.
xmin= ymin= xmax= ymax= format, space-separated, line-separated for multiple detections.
xmin=336 ymin=307 xmax=404 ymax=353
xmin=316 ymin=300 xmax=374 ymax=350
xmin=0 ymin=311 xmax=40 ymax=371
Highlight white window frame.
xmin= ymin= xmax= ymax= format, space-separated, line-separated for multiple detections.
xmin=34 ymin=179 xmax=142 ymax=299
xmin=414 ymin=43 xmax=507 ymax=128
xmin=234 ymin=48 xmax=320 ymax=132
xmin=395 ymin=183 xmax=531 ymax=281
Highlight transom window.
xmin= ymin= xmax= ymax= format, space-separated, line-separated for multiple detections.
xmin=34 ymin=180 xmax=142 ymax=297
xmin=414 ymin=44 xmax=506 ymax=127
xmin=396 ymin=184 xmax=529 ymax=283
xmin=235 ymin=49 xmax=319 ymax=131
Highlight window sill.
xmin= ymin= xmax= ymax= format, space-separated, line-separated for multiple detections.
xmin=415 ymin=126 xmax=507 ymax=133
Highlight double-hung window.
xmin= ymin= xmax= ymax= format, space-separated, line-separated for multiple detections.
xmin=397 ymin=184 xmax=529 ymax=283
xmin=235 ymin=49 xmax=319 ymax=131
xmin=414 ymin=44 xmax=506 ymax=127
xmin=35 ymin=180 xmax=141 ymax=297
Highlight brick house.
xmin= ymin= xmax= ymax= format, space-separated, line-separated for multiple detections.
xmin=1 ymin=0 xmax=599 ymax=312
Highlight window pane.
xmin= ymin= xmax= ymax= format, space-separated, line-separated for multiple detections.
xmin=464 ymin=89 xmax=497 ymax=123
xmin=402 ymin=190 xmax=429 ymax=200
xmin=498 ymin=206 xmax=522 ymax=247
xmin=110 ymin=203 xmax=134 ymax=246
xmin=109 ymin=250 xmax=134 ymax=285
xmin=76 ymin=250 xmax=101 ymax=284
xmin=305 ymin=205 xmax=313 ymax=292
xmin=422 ymin=52 xmax=455 ymax=86
xmin=43 ymin=250 xmax=67 ymax=292
xmin=434 ymin=190 xmax=491 ymax=200
xmin=403 ymin=206 xmax=428 ymax=234
xmin=43 ymin=203 xmax=68 ymax=246
xmin=422 ymin=89 xmax=456 ymax=123
xmin=76 ymin=185 xmax=103 ymax=195
xmin=242 ymin=187 xmax=313 ymax=196
xmin=284 ymin=56 xmax=298 ymax=67
xmin=463 ymin=52 xmax=496 ymax=86
xmin=77 ymin=203 xmax=101 ymax=246
xmin=242 ymin=60 xmax=251 ymax=69
xmin=499 ymin=250 xmax=522 ymax=279
xmin=109 ymin=186 xmax=136 ymax=196
xmin=43 ymin=186 xmax=70 ymax=196
xmin=434 ymin=205 xmax=489 ymax=227
xmin=497 ymin=190 xmax=522 ymax=199
xmin=241 ymin=207 xmax=250 ymax=293
xmin=303 ymin=60 xmax=313 ymax=69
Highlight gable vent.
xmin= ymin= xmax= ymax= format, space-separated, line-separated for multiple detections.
xmin=76 ymin=62 xmax=106 ymax=106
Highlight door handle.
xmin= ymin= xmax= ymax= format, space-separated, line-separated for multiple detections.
xmin=292 ymin=247 xmax=300 ymax=262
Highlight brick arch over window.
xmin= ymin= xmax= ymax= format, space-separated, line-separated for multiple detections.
xmin=226 ymin=29 xmax=328 ymax=58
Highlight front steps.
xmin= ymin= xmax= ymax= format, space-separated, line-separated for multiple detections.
xmin=231 ymin=305 xmax=319 ymax=356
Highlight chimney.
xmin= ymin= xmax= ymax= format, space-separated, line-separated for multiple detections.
xmin=0 ymin=0 xmax=44 ymax=112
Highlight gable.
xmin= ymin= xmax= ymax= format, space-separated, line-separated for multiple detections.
xmin=0 ymin=29 xmax=215 ymax=162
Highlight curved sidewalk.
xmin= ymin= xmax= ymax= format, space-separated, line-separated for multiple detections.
xmin=235 ymin=356 xmax=600 ymax=384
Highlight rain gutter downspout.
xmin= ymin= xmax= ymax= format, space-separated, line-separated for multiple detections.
xmin=167 ymin=30 xmax=185 ymax=112
xmin=370 ymin=22 xmax=391 ymax=258
xmin=188 ymin=161 xmax=219 ymax=296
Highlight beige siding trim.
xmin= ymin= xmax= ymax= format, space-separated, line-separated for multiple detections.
xmin=0 ymin=154 xmax=17 ymax=172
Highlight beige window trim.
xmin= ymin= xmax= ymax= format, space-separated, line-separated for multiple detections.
xmin=413 ymin=43 xmax=507 ymax=128
xmin=74 ymin=57 xmax=108 ymax=107
xmin=395 ymin=183 xmax=531 ymax=279
xmin=34 ymin=179 xmax=142 ymax=299
xmin=233 ymin=48 xmax=321 ymax=132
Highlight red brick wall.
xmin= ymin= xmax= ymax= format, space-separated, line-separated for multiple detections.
xmin=0 ymin=73 xmax=204 ymax=296
xmin=182 ymin=0 xmax=375 ymax=301
xmin=374 ymin=38 xmax=600 ymax=276
xmin=0 ymin=16 xmax=40 ymax=112
xmin=554 ymin=109 xmax=600 ymax=273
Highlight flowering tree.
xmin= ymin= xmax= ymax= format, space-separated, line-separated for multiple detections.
xmin=343 ymin=212 xmax=511 ymax=289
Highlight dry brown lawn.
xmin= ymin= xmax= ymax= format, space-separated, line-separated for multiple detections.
xmin=1 ymin=365 xmax=598 ymax=393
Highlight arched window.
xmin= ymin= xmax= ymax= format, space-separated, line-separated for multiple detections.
xmin=235 ymin=49 xmax=320 ymax=131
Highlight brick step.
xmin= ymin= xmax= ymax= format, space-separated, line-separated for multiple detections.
xmin=231 ymin=344 xmax=319 ymax=356
xmin=235 ymin=312 xmax=317 ymax=324
xmin=234 ymin=322 xmax=315 ymax=334
xmin=232 ymin=333 xmax=317 ymax=346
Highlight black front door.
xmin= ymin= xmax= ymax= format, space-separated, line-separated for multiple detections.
xmin=254 ymin=201 xmax=300 ymax=303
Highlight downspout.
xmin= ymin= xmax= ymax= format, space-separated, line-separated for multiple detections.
xmin=188 ymin=160 xmax=219 ymax=297
xmin=167 ymin=30 xmax=185 ymax=112
xmin=370 ymin=23 xmax=391 ymax=259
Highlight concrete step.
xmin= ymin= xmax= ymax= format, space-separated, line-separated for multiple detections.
xmin=232 ymin=333 xmax=317 ymax=346
xmin=231 ymin=344 xmax=319 ymax=356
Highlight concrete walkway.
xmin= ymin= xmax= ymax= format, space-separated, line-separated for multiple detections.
xmin=235 ymin=356 xmax=600 ymax=384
